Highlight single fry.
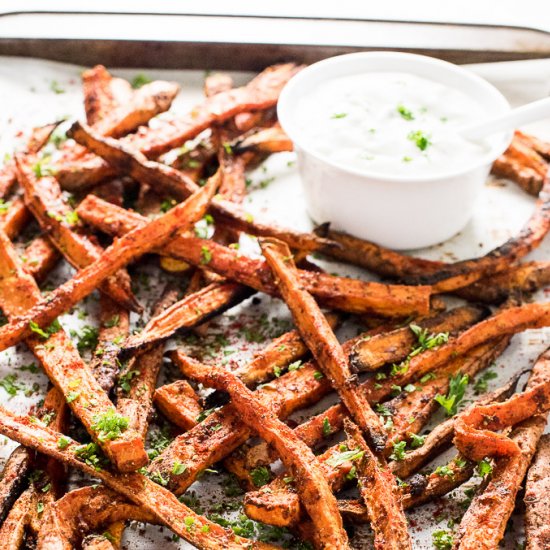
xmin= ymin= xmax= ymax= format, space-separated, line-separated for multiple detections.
xmin=88 ymin=295 xmax=130 ymax=393
xmin=123 ymin=282 xmax=252 ymax=351
xmin=350 ymin=305 xmax=488 ymax=372
xmin=345 ymin=419 xmax=411 ymax=550
xmin=524 ymin=434 xmax=550 ymax=550
xmin=0 ymin=176 xmax=218 ymax=352
xmin=0 ymin=447 xmax=31 ymax=525
xmin=260 ymin=237 xmax=386 ymax=451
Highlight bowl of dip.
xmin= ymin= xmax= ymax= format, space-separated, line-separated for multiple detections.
xmin=277 ymin=52 xmax=512 ymax=250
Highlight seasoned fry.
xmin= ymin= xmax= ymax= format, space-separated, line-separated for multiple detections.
xmin=524 ymin=434 xmax=550 ymax=550
xmin=77 ymin=196 xmax=432 ymax=317
xmin=153 ymin=380 xmax=203 ymax=431
xmin=0 ymin=230 xmax=147 ymax=471
xmin=454 ymin=348 xmax=550 ymax=549
xmin=260 ymin=237 xmax=386 ymax=451
xmin=88 ymin=295 xmax=130 ymax=393
xmin=88 ymin=78 xmax=180 ymax=138
xmin=116 ymin=287 xmax=179 ymax=438
xmin=83 ymin=64 xmax=133 ymax=127
xmin=0 ymin=197 xmax=31 ymax=238
xmin=0 ymin=487 xmax=32 ymax=547
xmin=123 ymin=282 xmax=252 ymax=351
xmin=0 ymin=447 xmax=31 ymax=526
xmin=314 ymin=225 xmax=444 ymax=278
xmin=182 ymin=362 xmax=350 ymax=549
xmin=456 ymin=261 xmax=550 ymax=303
xmin=68 ymin=121 xmax=337 ymax=253
xmin=233 ymin=123 xmax=293 ymax=154
xmin=21 ymin=236 xmax=60 ymax=282
xmin=0 ymin=409 xmax=275 ymax=550
xmin=350 ymin=305 xmax=488 ymax=372
xmin=345 ymin=419 xmax=411 ymax=549
xmin=491 ymin=131 xmax=549 ymax=196
xmin=0 ymin=176 xmax=218 ymax=352
xmin=363 ymin=302 xmax=550 ymax=404
xmin=454 ymin=378 xmax=550 ymax=461
xmin=412 ymin=176 xmax=550 ymax=291
xmin=37 ymin=485 xmax=155 ymax=550
xmin=16 ymin=156 xmax=140 ymax=312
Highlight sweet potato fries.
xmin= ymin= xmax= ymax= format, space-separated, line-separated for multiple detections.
xmin=0 ymin=62 xmax=548 ymax=550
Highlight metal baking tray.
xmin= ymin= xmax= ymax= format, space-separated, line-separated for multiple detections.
xmin=1 ymin=7 xmax=550 ymax=70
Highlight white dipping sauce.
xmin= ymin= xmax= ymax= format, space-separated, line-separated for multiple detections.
xmin=295 ymin=72 xmax=492 ymax=176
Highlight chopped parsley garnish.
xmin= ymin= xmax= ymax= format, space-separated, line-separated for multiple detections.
xmin=172 ymin=460 xmax=187 ymax=475
xmin=31 ymin=156 xmax=56 ymax=178
xmin=91 ymin=409 xmax=129 ymax=442
xmin=29 ymin=319 xmax=62 ymax=339
xmin=50 ymin=80 xmax=65 ymax=94
xmin=0 ymin=374 xmax=22 ymax=397
xmin=325 ymin=448 xmax=365 ymax=467
xmin=473 ymin=369 xmax=498 ymax=394
xmin=408 ymin=433 xmax=426 ymax=449
xmin=196 ymin=407 xmax=218 ymax=423
xmin=131 ymin=73 xmax=152 ymax=89
xmin=36 ymin=501 xmax=44 ymax=514
xmin=200 ymin=246 xmax=212 ymax=265
xmin=104 ymin=315 xmax=120 ymax=328
xmin=408 ymin=130 xmax=432 ymax=151
xmin=434 ymin=464 xmax=454 ymax=478
xmin=477 ymin=458 xmax=493 ymax=477
xmin=287 ymin=360 xmax=303 ymax=372
xmin=64 ymin=210 xmax=79 ymax=225
xmin=57 ymin=436 xmax=70 ymax=449
xmin=432 ymin=529 xmax=454 ymax=549
xmin=250 ymin=466 xmax=271 ymax=488
xmin=390 ymin=440 xmax=407 ymax=461
xmin=160 ymin=198 xmax=177 ymax=212
xmin=322 ymin=417 xmax=331 ymax=437
xmin=397 ymin=104 xmax=415 ymax=120
xmin=0 ymin=199 xmax=10 ymax=214
xmin=66 ymin=391 xmax=80 ymax=403
xmin=222 ymin=143 xmax=233 ymax=155
xmin=73 ymin=442 xmax=108 ymax=471
xmin=435 ymin=373 xmax=469 ymax=416
xmin=147 ymin=425 xmax=173 ymax=459
xmin=118 ymin=369 xmax=139 ymax=394
xmin=402 ymin=156 xmax=413 ymax=162
xmin=76 ymin=325 xmax=99 ymax=354
xmin=313 ymin=370 xmax=324 ymax=380
xmin=331 ymin=113 xmax=347 ymax=119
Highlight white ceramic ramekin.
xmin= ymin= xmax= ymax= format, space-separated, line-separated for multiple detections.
xmin=277 ymin=52 xmax=513 ymax=250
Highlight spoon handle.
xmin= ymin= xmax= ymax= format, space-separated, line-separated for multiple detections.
xmin=460 ymin=96 xmax=550 ymax=141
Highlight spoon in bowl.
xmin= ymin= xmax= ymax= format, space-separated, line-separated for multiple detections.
xmin=459 ymin=96 xmax=550 ymax=141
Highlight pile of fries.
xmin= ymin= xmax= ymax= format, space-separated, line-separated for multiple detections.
xmin=0 ymin=63 xmax=549 ymax=550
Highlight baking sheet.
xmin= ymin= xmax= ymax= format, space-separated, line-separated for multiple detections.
xmin=0 ymin=55 xmax=549 ymax=549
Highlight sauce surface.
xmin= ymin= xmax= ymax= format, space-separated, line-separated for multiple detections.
xmin=294 ymin=72 xmax=492 ymax=176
